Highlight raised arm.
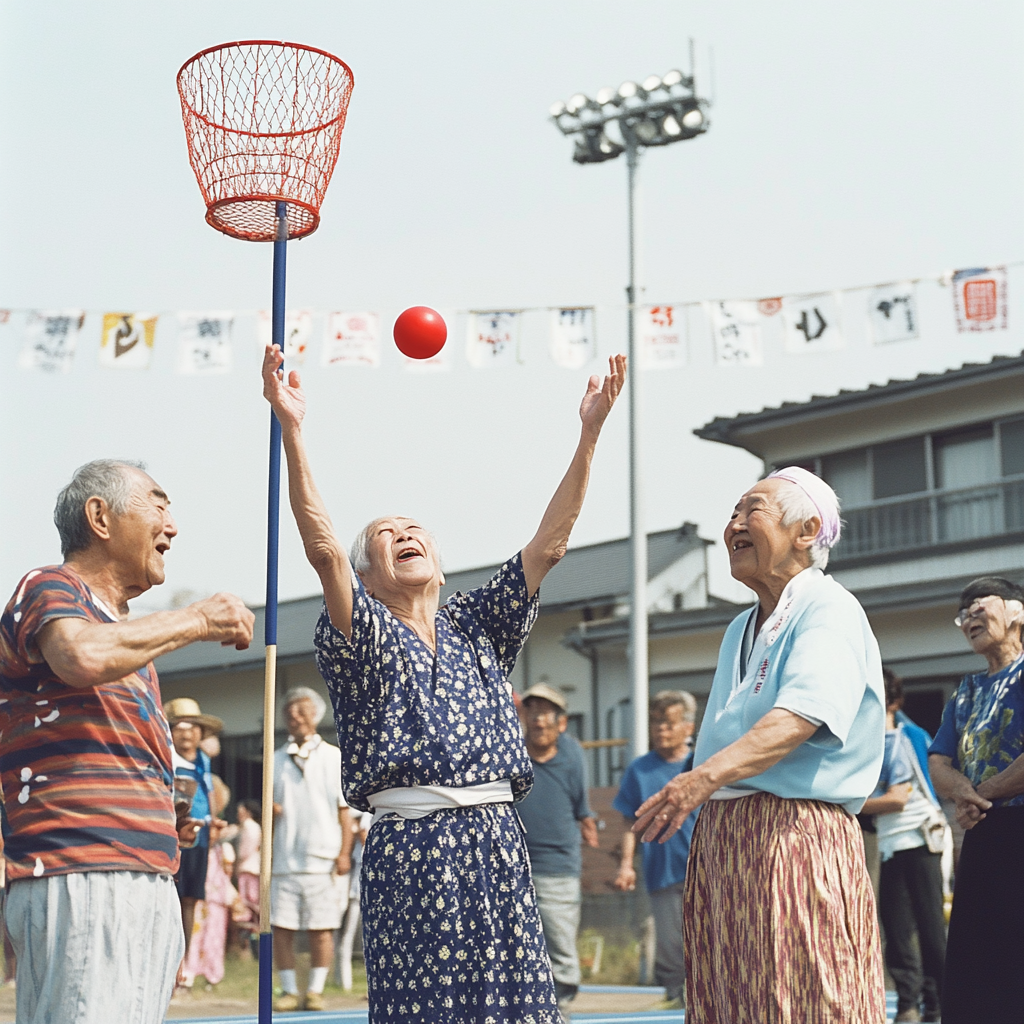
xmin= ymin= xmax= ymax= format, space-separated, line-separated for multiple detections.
xmin=36 ymin=593 xmax=255 ymax=688
xmin=522 ymin=354 xmax=626 ymax=597
xmin=262 ymin=345 xmax=354 ymax=639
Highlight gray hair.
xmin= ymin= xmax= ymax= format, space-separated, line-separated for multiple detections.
xmin=349 ymin=516 xmax=440 ymax=575
xmin=54 ymin=459 xmax=147 ymax=558
xmin=282 ymin=686 xmax=327 ymax=726
xmin=649 ymin=689 xmax=697 ymax=722
xmin=774 ymin=479 xmax=837 ymax=570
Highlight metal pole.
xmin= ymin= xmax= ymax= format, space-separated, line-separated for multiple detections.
xmin=259 ymin=199 xmax=288 ymax=1024
xmin=625 ymin=138 xmax=649 ymax=759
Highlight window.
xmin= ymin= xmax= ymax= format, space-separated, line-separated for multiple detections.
xmin=1001 ymin=418 xmax=1024 ymax=477
xmin=823 ymin=450 xmax=870 ymax=508
xmin=873 ymin=437 xmax=927 ymax=499
xmin=933 ymin=426 xmax=997 ymax=490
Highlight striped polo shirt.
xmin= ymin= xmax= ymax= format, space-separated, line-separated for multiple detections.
xmin=0 ymin=566 xmax=179 ymax=881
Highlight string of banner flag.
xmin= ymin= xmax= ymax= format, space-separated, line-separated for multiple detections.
xmin=2 ymin=265 xmax=1014 ymax=374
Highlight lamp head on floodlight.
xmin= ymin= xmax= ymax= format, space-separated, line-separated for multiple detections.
xmin=550 ymin=62 xmax=709 ymax=165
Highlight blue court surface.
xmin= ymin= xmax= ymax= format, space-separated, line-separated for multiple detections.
xmin=169 ymin=987 xmax=905 ymax=1022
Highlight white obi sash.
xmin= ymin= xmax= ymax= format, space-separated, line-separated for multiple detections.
xmin=367 ymin=780 xmax=513 ymax=828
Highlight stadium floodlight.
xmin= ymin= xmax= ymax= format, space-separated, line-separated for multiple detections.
xmin=548 ymin=58 xmax=710 ymax=763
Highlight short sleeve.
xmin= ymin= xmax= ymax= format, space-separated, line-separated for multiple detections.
xmin=313 ymin=570 xmax=401 ymax=704
xmin=446 ymin=553 xmax=540 ymax=677
xmin=612 ymin=762 xmax=643 ymax=819
xmin=772 ymin=625 xmax=866 ymax=745
xmin=929 ymin=689 xmax=962 ymax=761
xmin=0 ymin=569 xmax=94 ymax=681
xmin=568 ymin=741 xmax=591 ymax=820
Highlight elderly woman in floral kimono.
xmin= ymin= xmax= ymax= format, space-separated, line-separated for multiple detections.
xmin=262 ymin=346 xmax=624 ymax=1024
xmin=636 ymin=467 xmax=887 ymax=1024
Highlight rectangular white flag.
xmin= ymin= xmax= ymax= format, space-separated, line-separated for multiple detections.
xmin=952 ymin=266 xmax=1008 ymax=333
xmin=709 ymin=301 xmax=763 ymax=367
xmin=640 ymin=305 xmax=687 ymax=368
xmin=781 ymin=293 xmax=843 ymax=354
xmin=467 ymin=311 xmax=521 ymax=368
xmin=322 ymin=311 xmax=380 ymax=367
xmin=869 ymin=283 xmax=918 ymax=344
xmin=19 ymin=310 xmax=85 ymax=372
xmin=258 ymin=309 xmax=312 ymax=363
xmin=177 ymin=312 xmax=233 ymax=374
xmin=98 ymin=312 xmax=158 ymax=369
xmin=550 ymin=307 xmax=596 ymax=368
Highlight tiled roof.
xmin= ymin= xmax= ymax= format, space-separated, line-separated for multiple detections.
xmin=696 ymin=351 xmax=1024 ymax=448
xmin=154 ymin=524 xmax=708 ymax=679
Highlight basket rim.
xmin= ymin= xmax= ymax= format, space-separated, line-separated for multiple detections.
xmin=176 ymin=39 xmax=354 ymax=88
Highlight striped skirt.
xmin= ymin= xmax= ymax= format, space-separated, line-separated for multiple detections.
xmin=684 ymin=792 xmax=886 ymax=1024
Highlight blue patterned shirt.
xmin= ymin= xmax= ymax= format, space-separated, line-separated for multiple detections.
xmin=930 ymin=654 xmax=1024 ymax=808
xmin=314 ymin=553 xmax=538 ymax=813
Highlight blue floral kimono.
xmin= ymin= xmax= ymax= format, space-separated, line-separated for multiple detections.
xmin=314 ymin=553 xmax=559 ymax=1024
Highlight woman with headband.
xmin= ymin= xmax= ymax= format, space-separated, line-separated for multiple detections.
xmin=634 ymin=467 xmax=887 ymax=1024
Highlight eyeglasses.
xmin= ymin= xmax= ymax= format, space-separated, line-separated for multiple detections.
xmin=954 ymin=596 xmax=1001 ymax=628
xmin=522 ymin=707 xmax=560 ymax=722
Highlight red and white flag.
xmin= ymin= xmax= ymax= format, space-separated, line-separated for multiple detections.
xmin=259 ymin=309 xmax=313 ymax=363
xmin=640 ymin=305 xmax=687 ymax=368
xmin=952 ymin=267 xmax=1007 ymax=333
xmin=322 ymin=311 xmax=379 ymax=367
xmin=467 ymin=311 xmax=521 ymax=368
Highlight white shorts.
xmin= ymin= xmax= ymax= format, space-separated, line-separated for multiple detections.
xmin=271 ymin=872 xmax=350 ymax=931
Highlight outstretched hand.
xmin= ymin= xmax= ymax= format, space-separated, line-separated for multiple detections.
xmin=580 ymin=354 xmax=626 ymax=437
xmin=262 ymin=344 xmax=306 ymax=431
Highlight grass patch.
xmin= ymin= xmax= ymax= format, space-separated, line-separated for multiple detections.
xmin=577 ymin=928 xmax=642 ymax=986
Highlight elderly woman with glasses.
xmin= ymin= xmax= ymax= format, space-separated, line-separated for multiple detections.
xmin=928 ymin=576 xmax=1024 ymax=1024
xmin=633 ymin=467 xmax=887 ymax=1024
xmin=261 ymin=345 xmax=624 ymax=1024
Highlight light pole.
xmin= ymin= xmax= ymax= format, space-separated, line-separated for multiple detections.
xmin=550 ymin=66 xmax=710 ymax=759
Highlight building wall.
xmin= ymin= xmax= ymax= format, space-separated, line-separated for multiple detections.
xmin=746 ymin=374 xmax=1024 ymax=465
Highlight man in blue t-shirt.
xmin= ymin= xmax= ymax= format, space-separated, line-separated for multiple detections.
xmin=613 ymin=690 xmax=700 ymax=1008
xmin=516 ymin=684 xmax=598 ymax=1019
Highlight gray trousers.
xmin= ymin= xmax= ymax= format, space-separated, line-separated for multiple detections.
xmin=532 ymin=874 xmax=582 ymax=991
xmin=5 ymin=871 xmax=184 ymax=1024
xmin=649 ymin=880 xmax=687 ymax=1001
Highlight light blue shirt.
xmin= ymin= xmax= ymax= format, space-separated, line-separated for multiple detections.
xmin=694 ymin=568 xmax=885 ymax=814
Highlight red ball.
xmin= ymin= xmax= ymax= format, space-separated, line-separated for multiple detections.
xmin=393 ymin=306 xmax=447 ymax=360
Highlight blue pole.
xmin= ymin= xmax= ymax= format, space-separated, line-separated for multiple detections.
xmin=259 ymin=199 xmax=288 ymax=1024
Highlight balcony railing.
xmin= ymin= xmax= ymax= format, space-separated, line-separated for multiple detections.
xmin=833 ymin=478 xmax=1024 ymax=561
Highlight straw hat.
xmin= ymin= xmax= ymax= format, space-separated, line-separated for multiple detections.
xmin=163 ymin=697 xmax=223 ymax=737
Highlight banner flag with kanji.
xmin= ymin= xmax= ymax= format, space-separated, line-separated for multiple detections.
xmin=467 ymin=311 xmax=521 ymax=368
xmin=781 ymin=293 xmax=844 ymax=354
xmin=550 ymin=308 xmax=596 ymax=368
xmin=640 ymin=305 xmax=687 ymax=368
xmin=99 ymin=312 xmax=158 ymax=369
xmin=177 ymin=312 xmax=233 ymax=374
xmin=19 ymin=310 xmax=85 ymax=372
xmin=869 ymin=283 xmax=918 ymax=344
xmin=709 ymin=301 xmax=763 ymax=367
xmin=952 ymin=266 xmax=1007 ymax=333
xmin=322 ymin=311 xmax=380 ymax=367
xmin=259 ymin=309 xmax=312 ymax=363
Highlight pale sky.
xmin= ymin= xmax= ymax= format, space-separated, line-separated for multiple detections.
xmin=2 ymin=2 xmax=1023 ymax=610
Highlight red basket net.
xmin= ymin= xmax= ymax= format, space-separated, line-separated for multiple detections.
xmin=177 ymin=40 xmax=354 ymax=242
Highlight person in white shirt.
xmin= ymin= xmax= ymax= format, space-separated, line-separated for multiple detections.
xmin=861 ymin=670 xmax=946 ymax=1024
xmin=271 ymin=687 xmax=354 ymax=1013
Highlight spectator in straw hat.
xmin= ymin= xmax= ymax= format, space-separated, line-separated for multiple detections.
xmin=0 ymin=459 xmax=253 ymax=1024
xmin=165 ymin=697 xmax=226 ymax=979
xmin=517 ymin=683 xmax=598 ymax=1020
